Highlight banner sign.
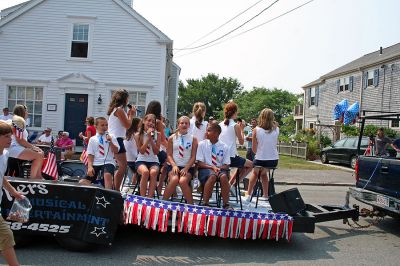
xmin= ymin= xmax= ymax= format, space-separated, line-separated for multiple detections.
xmin=1 ymin=178 xmax=123 ymax=245
xmin=124 ymin=194 xmax=293 ymax=241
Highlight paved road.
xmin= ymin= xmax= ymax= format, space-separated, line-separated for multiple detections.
xmin=4 ymin=185 xmax=399 ymax=266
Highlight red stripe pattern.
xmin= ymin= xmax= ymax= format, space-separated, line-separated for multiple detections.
xmin=124 ymin=194 xmax=293 ymax=241
xmin=211 ymin=145 xmax=217 ymax=166
xmin=42 ymin=137 xmax=58 ymax=180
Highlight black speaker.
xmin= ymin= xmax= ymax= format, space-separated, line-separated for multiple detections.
xmin=269 ymin=188 xmax=306 ymax=215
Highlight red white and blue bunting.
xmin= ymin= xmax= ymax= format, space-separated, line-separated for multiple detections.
xmin=124 ymin=194 xmax=293 ymax=241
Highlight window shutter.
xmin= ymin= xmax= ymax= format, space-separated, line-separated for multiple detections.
xmin=363 ymin=72 xmax=367 ymax=89
xmin=349 ymin=76 xmax=354 ymax=92
xmin=373 ymin=69 xmax=379 ymax=87
xmin=308 ymin=88 xmax=311 ymax=107
xmin=336 ymin=79 xmax=340 ymax=94
xmin=315 ymin=86 xmax=319 ymax=106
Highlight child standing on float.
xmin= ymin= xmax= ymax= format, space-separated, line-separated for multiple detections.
xmin=163 ymin=116 xmax=198 ymax=204
xmin=135 ymin=114 xmax=161 ymax=198
xmin=188 ymin=102 xmax=208 ymax=142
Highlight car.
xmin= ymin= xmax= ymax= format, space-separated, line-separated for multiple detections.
xmin=320 ymin=137 xmax=369 ymax=169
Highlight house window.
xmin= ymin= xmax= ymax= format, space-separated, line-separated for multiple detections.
xmin=71 ymin=24 xmax=89 ymax=58
xmin=310 ymin=87 xmax=315 ymax=106
xmin=111 ymin=91 xmax=147 ymax=117
xmin=309 ymin=122 xmax=314 ymax=129
xmin=367 ymin=70 xmax=374 ymax=86
xmin=8 ymin=86 xmax=43 ymax=127
xmin=391 ymin=120 xmax=399 ymax=128
xmin=339 ymin=77 xmax=349 ymax=92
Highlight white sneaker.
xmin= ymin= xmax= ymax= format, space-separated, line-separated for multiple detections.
xmin=121 ymin=186 xmax=129 ymax=193
xmin=245 ymin=195 xmax=252 ymax=203
xmin=176 ymin=186 xmax=182 ymax=195
xmin=229 ymin=186 xmax=237 ymax=197
xmin=193 ymin=178 xmax=200 ymax=189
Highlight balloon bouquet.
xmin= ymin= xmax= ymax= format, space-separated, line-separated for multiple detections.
xmin=333 ymin=99 xmax=360 ymax=126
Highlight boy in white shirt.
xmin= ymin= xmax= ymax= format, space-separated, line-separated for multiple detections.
xmin=79 ymin=117 xmax=119 ymax=189
xmin=0 ymin=121 xmax=24 ymax=266
xmin=196 ymin=121 xmax=232 ymax=209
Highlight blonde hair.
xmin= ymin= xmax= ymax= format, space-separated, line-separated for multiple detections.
xmin=258 ymin=108 xmax=276 ymax=132
xmin=192 ymin=102 xmax=206 ymax=129
xmin=12 ymin=115 xmax=25 ymax=130
xmin=176 ymin=116 xmax=190 ymax=138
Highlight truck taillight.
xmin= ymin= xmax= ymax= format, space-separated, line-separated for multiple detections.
xmin=354 ymin=159 xmax=359 ymax=182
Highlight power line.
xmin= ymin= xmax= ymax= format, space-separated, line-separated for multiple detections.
xmin=174 ymin=0 xmax=280 ymax=51
xmin=176 ymin=0 xmax=315 ymax=58
xmin=177 ymin=0 xmax=267 ymax=51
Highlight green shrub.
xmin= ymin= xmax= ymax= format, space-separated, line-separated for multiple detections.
xmin=306 ymin=139 xmax=320 ymax=160
xmin=320 ymin=135 xmax=332 ymax=148
xmin=363 ymin=125 xmax=398 ymax=138
xmin=342 ymin=125 xmax=360 ymax=136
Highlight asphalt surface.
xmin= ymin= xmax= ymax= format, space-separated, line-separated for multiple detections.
xmin=3 ymin=185 xmax=399 ymax=266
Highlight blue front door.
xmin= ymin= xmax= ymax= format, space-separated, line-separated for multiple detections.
xmin=64 ymin=94 xmax=88 ymax=146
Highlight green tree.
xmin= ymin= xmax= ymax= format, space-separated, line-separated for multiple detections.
xmin=235 ymin=87 xmax=298 ymax=126
xmin=177 ymin=73 xmax=243 ymax=119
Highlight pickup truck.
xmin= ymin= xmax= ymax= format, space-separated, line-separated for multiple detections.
xmin=346 ymin=111 xmax=400 ymax=218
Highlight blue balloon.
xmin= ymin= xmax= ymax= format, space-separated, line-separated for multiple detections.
xmin=333 ymin=99 xmax=349 ymax=120
xmin=343 ymin=102 xmax=360 ymax=125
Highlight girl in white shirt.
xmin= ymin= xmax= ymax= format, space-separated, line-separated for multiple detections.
xmin=163 ymin=116 xmax=198 ymax=204
xmin=107 ymin=89 xmax=136 ymax=191
xmin=8 ymin=105 xmax=44 ymax=179
xmin=134 ymin=114 xmax=161 ymax=198
xmin=124 ymin=117 xmax=141 ymax=186
xmin=218 ymin=101 xmax=253 ymax=192
xmin=247 ymin=108 xmax=279 ymax=199
xmin=188 ymin=102 xmax=208 ymax=142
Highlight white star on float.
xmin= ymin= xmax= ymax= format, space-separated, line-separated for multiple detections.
xmin=90 ymin=227 xmax=107 ymax=237
xmin=159 ymin=202 xmax=165 ymax=208
xmin=192 ymin=207 xmax=198 ymax=213
xmin=233 ymin=212 xmax=238 ymax=216
xmin=133 ymin=198 xmax=139 ymax=203
xmin=226 ymin=211 xmax=231 ymax=216
xmin=216 ymin=210 xmax=222 ymax=215
xmin=150 ymin=200 xmax=156 ymax=206
xmin=208 ymin=209 xmax=214 ymax=215
xmin=249 ymin=213 xmax=254 ymax=218
xmin=200 ymin=208 xmax=206 ymax=214
xmin=241 ymin=212 xmax=247 ymax=218
xmin=167 ymin=204 xmax=173 ymax=209
xmin=257 ymin=214 xmax=262 ymax=219
xmin=95 ymin=196 xmax=111 ymax=208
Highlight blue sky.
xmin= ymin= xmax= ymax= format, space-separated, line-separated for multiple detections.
xmin=1 ymin=0 xmax=399 ymax=93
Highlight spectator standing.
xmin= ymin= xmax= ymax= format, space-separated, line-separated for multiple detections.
xmin=0 ymin=107 xmax=13 ymax=121
xmin=188 ymin=102 xmax=208 ymax=142
xmin=107 ymin=89 xmax=136 ymax=191
xmin=375 ymin=128 xmax=399 ymax=156
xmin=0 ymin=121 xmax=24 ymax=266
xmin=245 ymin=118 xmax=257 ymax=161
xmin=79 ymin=116 xmax=96 ymax=145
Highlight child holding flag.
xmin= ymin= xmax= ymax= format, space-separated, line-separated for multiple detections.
xmin=79 ymin=117 xmax=119 ymax=189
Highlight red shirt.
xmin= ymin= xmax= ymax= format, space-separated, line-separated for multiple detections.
xmin=85 ymin=125 xmax=96 ymax=144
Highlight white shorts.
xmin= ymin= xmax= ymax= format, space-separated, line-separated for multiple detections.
xmin=7 ymin=145 xmax=25 ymax=158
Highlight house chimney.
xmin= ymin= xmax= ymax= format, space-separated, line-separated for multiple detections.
xmin=122 ymin=0 xmax=133 ymax=8
xmin=380 ymin=46 xmax=383 ymax=55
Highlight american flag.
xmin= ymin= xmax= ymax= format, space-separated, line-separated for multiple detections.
xmin=80 ymin=144 xmax=89 ymax=166
xmin=124 ymin=195 xmax=293 ymax=241
xmin=12 ymin=122 xmax=24 ymax=139
xmin=42 ymin=137 xmax=58 ymax=180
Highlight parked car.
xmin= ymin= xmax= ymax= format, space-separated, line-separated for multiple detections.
xmin=320 ymin=137 xmax=369 ymax=168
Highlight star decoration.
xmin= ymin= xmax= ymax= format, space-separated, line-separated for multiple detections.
xmin=150 ymin=200 xmax=156 ymax=206
xmin=95 ymin=196 xmax=110 ymax=208
xmin=90 ymin=227 xmax=106 ymax=237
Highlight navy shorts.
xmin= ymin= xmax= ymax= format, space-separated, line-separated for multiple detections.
xmin=246 ymin=149 xmax=255 ymax=161
xmin=167 ymin=165 xmax=195 ymax=177
xmin=157 ymin=150 xmax=167 ymax=165
xmin=198 ymin=169 xmax=229 ymax=185
xmin=127 ymin=161 xmax=136 ymax=172
xmin=230 ymin=155 xmax=246 ymax=168
xmin=116 ymin=137 xmax=126 ymax=154
xmin=253 ymin=159 xmax=278 ymax=168
xmin=136 ymin=161 xmax=159 ymax=170
xmin=82 ymin=164 xmax=115 ymax=183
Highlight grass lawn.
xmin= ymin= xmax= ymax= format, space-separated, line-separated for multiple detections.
xmin=237 ymin=150 xmax=334 ymax=170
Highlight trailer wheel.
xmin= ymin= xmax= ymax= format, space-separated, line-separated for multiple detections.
xmin=321 ymin=152 xmax=329 ymax=164
xmin=56 ymin=237 xmax=96 ymax=252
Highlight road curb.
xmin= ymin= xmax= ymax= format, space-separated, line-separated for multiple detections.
xmin=275 ymin=181 xmax=355 ymax=187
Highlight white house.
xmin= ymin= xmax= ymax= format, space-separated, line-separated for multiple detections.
xmin=0 ymin=0 xmax=180 ymax=145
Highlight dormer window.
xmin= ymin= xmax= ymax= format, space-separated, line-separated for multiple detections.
xmin=71 ymin=24 xmax=89 ymax=58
